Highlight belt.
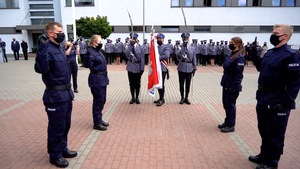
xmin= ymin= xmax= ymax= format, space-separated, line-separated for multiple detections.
xmin=128 ymin=60 xmax=141 ymax=63
xmin=46 ymin=84 xmax=71 ymax=90
xmin=257 ymin=85 xmax=285 ymax=92
xmin=90 ymin=70 xmax=107 ymax=75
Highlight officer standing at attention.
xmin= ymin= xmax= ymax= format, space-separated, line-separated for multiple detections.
xmin=167 ymin=39 xmax=174 ymax=65
xmin=125 ymin=33 xmax=145 ymax=104
xmin=218 ymin=37 xmax=245 ymax=133
xmin=88 ymin=34 xmax=110 ymax=131
xmin=249 ymin=24 xmax=300 ymax=169
xmin=65 ymin=40 xmax=79 ymax=93
xmin=153 ymin=33 xmax=171 ymax=106
xmin=176 ymin=33 xmax=197 ymax=104
xmin=34 ymin=21 xmax=77 ymax=168
xmin=78 ymin=36 xmax=88 ymax=67
xmin=202 ymin=40 xmax=209 ymax=66
xmin=143 ymin=39 xmax=150 ymax=65
xmin=104 ymin=39 xmax=114 ymax=65
xmin=114 ymin=38 xmax=123 ymax=65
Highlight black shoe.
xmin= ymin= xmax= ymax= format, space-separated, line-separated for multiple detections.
xmin=74 ymin=90 xmax=78 ymax=93
xmin=62 ymin=150 xmax=77 ymax=158
xmin=93 ymin=124 xmax=107 ymax=131
xmin=136 ymin=98 xmax=140 ymax=104
xmin=156 ymin=99 xmax=165 ymax=106
xmin=218 ymin=123 xmax=227 ymax=129
xmin=101 ymin=120 xmax=109 ymax=127
xmin=248 ymin=154 xmax=264 ymax=164
xmin=221 ymin=126 xmax=235 ymax=133
xmin=50 ymin=157 xmax=69 ymax=168
xmin=256 ymin=164 xmax=277 ymax=169
xmin=153 ymin=99 xmax=160 ymax=103
xmin=129 ymin=98 xmax=136 ymax=104
xmin=184 ymin=98 xmax=191 ymax=105
xmin=179 ymin=98 xmax=185 ymax=104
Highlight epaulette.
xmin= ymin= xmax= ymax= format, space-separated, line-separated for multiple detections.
xmin=285 ymin=48 xmax=297 ymax=55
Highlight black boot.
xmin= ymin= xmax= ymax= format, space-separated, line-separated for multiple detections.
xmin=136 ymin=89 xmax=140 ymax=104
xmin=180 ymin=91 xmax=184 ymax=104
xmin=185 ymin=93 xmax=191 ymax=105
xmin=129 ymin=88 xmax=135 ymax=104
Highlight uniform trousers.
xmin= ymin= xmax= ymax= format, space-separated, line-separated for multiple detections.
xmin=256 ymin=93 xmax=290 ymax=167
xmin=178 ymin=71 xmax=192 ymax=98
xmin=79 ymin=53 xmax=85 ymax=67
xmin=222 ymin=88 xmax=239 ymax=127
xmin=45 ymin=101 xmax=72 ymax=160
xmin=158 ymin=71 xmax=167 ymax=100
xmin=90 ymin=86 xmax=107 ymax=125
xmin=13 ymin=50 xmax=20 ymax=60
xmin=68 ymin=61 xmax=78 ymax=91
xmin=127 ymin=71 xmax=142 ymax=98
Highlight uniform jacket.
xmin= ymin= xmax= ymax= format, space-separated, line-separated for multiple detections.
xmin=34 ymin=41 xmax=74 ymax=104
xmin=114 ymin=42 xmax=123 ymax=53
xmin=78 ymin=40 xmax=88 ymax=54
xmin=176 ymin=45 xmax=197 ymax=73
xmin=166 ymin=43 xmax=174 ymax=54
xmin=255 ymin=44 xmax=300 ymax=109
xmin=104 ymin=42 xmax=114 ymax=53
xmin=88 ymin=47 xmax=109 ymax=87
xmin=11 ymin=40 xmax=20 ymax=51
xmin=158 ymin=44 xmax=171 ymax=72
xmin=143 ymin=43 xmax=150 ymax=54
xmin=220 ymin=52 xmax=245 ymax=92
xmin=209 ymin=45 xmax=217 ymax=55
xmin=125 ymin=43 xmax=145 ymax=73
xmin=66 ymin=46 xmax=77 ymax=62
xmin=201 ymin=44 xmax=209 ymax=55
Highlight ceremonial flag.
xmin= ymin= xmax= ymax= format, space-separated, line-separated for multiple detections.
xmin=147 ymin=35 xmax=162 ymax=97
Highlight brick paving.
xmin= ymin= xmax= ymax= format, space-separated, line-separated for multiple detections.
xmin=0 ymin=55 xmax=299 ymax=169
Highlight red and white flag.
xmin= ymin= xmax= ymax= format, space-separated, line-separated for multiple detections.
xmin=147 ymin=35 xmax=162 ymax=97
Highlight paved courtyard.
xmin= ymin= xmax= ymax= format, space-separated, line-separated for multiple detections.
xmin=0 ymin=55 xmax=299 ymax=169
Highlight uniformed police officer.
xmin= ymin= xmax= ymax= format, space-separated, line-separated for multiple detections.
xmin=65 ymin=41 xmax=79 ymax=93
xmin=143 ymin=39 xmax=150 ymax=65
xmin=104 ymin=39 xmax=114 ymax=64
xmin=78 ymin=36 xmax=88 ymax=67
xmin=218 ymin=37 xmax=245 ymax=133
xmin=88 ymin=34 xmax=110 ymax=131
xmin=167 ymin=39 xmax=174 ymax=65
xmin=153 ymin=33 xmax=171 ymax=106
xmin=114 ymin=38 xmax=123 ymax=64
xmin=249 ymin=24 xmax=300 ymax=169
xmin=34 ymin=21 xmax=77 ymax=168
xmin=176 ymin=33 xmax=197 ymax=104
xmin=125 ymin=33 xmax=145 ymax=104
xmin=201 ymin=40 xmax=209 ymax=66
xmin=174 ymin=40 xmax=180 ymax=65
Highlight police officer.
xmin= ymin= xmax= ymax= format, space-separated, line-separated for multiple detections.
xmin=125 ymin=33 xmax=145 ymax=104
xmin=153 ymin=33 xmax=171 ymax=106
xmin=176 ymin=33 xmax=197 ymax=104
xmin=104 ymin=39 xmax=114 ymax=64
xmin=190 ymin=39 xmax=199 ymax=66
xmin=143 ymin=39 xmax=150 ymax=65
xmin=114 ymin=38 xmax=123 ymax=65
xmin=88 ymin=34 xmax=110 ymax=131
xmin=218 ymin=37 xmax=245 ymax=133
xmin=249 ymin=24 xmax=300 ymax=169
xmin=34 ymin=21 xmax=77 ymax=168
xmin=223 ymin=41 xmax=231 ymax=58
xmin=167 ymin=39 xmax=173 ymax=65
xmin=65 ymin=40 xmax=79 ymax=93
xmin=201 ymin=40 xmax=209 ymax=66
xmin=174 ymin=40 xmax=180 ymax=65
xmin=0 ymin=38 xmax=8 ymax=62
xmin=209 ymin=42 xmax=217 ymax=66
xmin=78 ymin=36 xmax=88 ymax=67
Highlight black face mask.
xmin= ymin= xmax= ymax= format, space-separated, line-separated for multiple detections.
xmin=96 ymin=43 xmax=102 ymax=51
xmin=54 ymin=33 xmax=65 ymax=43
xmin=270 ymin=34 xmax=284 ymax=46
xmin=229 ymin=44 xmax=235 ymax=50
xmin=157 ymin=40 xmax=163 ymax=46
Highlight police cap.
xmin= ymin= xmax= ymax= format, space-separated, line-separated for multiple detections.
xmin=157 ymin=33 xmax=165 ymax=39
xmin=129 ymin=33 xmax=138 ymax=39
xmin=181 ymin=33 xmax=190 ymax=38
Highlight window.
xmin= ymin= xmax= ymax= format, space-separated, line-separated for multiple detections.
xmin=272 ymin=0 xmax=281 ymax=6
xmin=194 ymin=26 xmax=211 ymax=32
xmin=161 ymin=26 xmax=179 ymax=32
xmin=217 ymin=0 xmax=226 ymax=6
xmin=31 ymin=18 xmax=54 ymax=25
xmin=260 ymin=26 xmax=273 ymax=32
xmin=204 ymin=0 xmax=212 ymax=6
xmin=185 ymin=0 xmax=193 ymax=6
xmin=286 ymin=0 xmax=295 ymax=6
xmin=128 ymin=26 xmax=143 ymax=32
xmin=29 ymin=4 xmax=53 ymax=9
xmin=171 ymin=0 xmax=179 ymax=7
xmin=293 ymin=26 xmax=300 ymax=32
xmin=252 ymin=0 xmax=261 ymax=6
xmin=238 ymin=0 xmax=247 ymax=6
xmin=66 ymin=0 xmax=94 ymax=7
xmin=0 ymin=0 xmax=19 ymax=9
xmin=30 ymin=11 xmax=54 ymax=16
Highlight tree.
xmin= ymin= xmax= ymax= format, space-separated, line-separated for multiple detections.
xmin=76 ymin=15 xmax=112 ymax=39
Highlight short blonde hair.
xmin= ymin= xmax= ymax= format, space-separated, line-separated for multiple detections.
xmin=89 ymin=34 xmax=101 ymax=46
xmin=273 ymin=24 xmax=293 ymax=40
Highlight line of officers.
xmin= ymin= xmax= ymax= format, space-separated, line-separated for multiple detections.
xmin=78 ymin=37 xmax=233 ymax=67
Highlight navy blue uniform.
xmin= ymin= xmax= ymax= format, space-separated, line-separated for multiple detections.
xmin=88 ymin=47 xmax=109 ymax=126
xmin=253 ymin=44 xmax=300 ymax=167
xmin=220 ymin=52 xmax=245 ymax=127
xmin=34 ymin=41 xmax=74 ymax=160
xmin=66 ymin=46 xmax=78 ymax=92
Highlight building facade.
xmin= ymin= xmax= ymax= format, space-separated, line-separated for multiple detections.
xmin=0 ymin=0 xmax=299 ymax=54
